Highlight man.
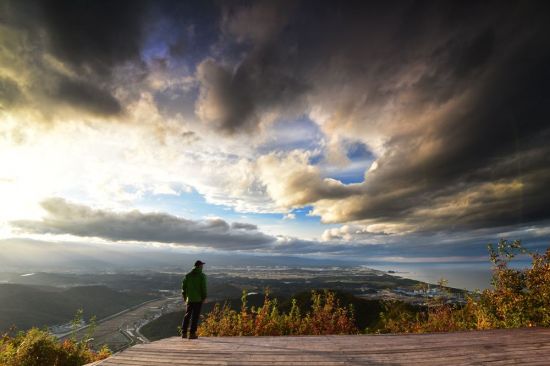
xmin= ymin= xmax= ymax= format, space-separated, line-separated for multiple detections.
xmin=181 ymin=260 xmax=207 ymax=339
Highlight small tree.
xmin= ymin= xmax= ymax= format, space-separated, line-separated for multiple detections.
xmin=198 ymin=290 xmax=358 ymax=336
xmin=478 ymin=239 xmax=549 ymax=328
xmin=378 ymin=239 xmax=550 ymax=333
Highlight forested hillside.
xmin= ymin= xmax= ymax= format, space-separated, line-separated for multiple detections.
xmin=0 ymin=284 xmax=155 ymax=331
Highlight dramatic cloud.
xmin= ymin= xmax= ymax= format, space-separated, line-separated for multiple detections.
xmin=1 ymin=0 xmax=550 ymax=260
xmin=38 ymin=0 xmax=146 ymax=76
xmin=257 ymin=150 xmax=359 ymax=208
xmin=12 ymin=198 xmax=275 ymax=250
xmin=209 ymin=0 xmax=550 ymax=235
xmin=0 ymin=76 xmax=23 ymax=109
xmin=193 ymin=2 xmax=309 ymax=134
xmin=195 ymin=54 xmax=308 ymax=134
xmin=0 ymin=0 xmax=149 ymax=120
xmin=221 ymin=1 xmax=294 ymax=43
xmin=55 ymin=78 xmax=122 ymax=116
xmin=231 ymin=222 xmax=258 ymax=231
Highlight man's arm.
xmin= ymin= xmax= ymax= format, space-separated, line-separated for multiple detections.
xmin=181 ymin=276 xmax=187 ymax=299
xmin=201 ymin=274 xmax=207 ymax=302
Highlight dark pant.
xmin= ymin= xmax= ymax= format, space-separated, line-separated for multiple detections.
xmin=182 ymin=301 xmax=202 ymax=335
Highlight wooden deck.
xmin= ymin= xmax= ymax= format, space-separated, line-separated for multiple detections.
xmin=93 ymin=328 xmax=550 ymax=365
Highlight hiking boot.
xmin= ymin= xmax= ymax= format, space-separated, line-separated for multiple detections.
xmin=188 ymin=333 xmax=198 ymax=340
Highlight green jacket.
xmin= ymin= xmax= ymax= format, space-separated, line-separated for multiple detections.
xmin=181 ymin=267 xmax=207 ymax=302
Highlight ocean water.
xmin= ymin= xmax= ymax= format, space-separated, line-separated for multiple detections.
xmin=365 ymin=261 xmax=530 ymax=291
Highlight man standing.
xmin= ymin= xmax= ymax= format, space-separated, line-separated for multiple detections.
xmin=181 ymin=260 xmax=207 ymax=339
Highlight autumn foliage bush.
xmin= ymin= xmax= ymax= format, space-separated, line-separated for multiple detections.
xmin=0 ymin=311 xmax=110 ymax=366
xmin=198 ymin=290 xmax=358 ymax=336
xmin=378 ymin=239 xmax=550 ymax=333
xmin=475 ymin=239 xmax=550 ymax=328
xmin=0 ymin=328 xmax=110 ymax=366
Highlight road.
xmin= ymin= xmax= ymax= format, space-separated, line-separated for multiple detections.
xmin=63 ymin=296 xmax=184 ymax=352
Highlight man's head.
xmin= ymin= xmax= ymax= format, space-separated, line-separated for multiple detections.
xmin=194 ymin=260 xmax=205 ymax=268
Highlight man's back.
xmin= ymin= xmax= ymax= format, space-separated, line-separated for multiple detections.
xmin=182 ymin=267 xmax=207 ymax=303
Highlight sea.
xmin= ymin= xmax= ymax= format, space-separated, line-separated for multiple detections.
xmin=365 ymin=261 xmax=531 ymax=291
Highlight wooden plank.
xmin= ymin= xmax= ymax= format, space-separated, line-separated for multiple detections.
xmin=92 ymin=328 xmax=550 ymax=366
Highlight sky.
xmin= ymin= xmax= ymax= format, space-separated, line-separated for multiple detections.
xmin=1 ymin=0 xmax=550 ymax=267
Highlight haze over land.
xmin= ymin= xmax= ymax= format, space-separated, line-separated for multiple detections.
xmin=1 ymin=0 xmax=550 ymax=276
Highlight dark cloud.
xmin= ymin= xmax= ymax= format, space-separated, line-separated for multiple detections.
xmin=0 ymin=0 xmax=151 ymax=117
xmin=0 ymin=76 xmax=22 ymax=109
xmin=196 ymin=50 xmax=309 ymax=134
xmin=39 ymin=0 xmax=147 ymax=77
xmin=56 ymin=78 xmax=122 ymax=116
xmin=231 ymin=222 xmax=258 ymax=230
xmin=215 ymin=0 xmax=550 ymax=232
xmin=338 ymin=7 xmax=550 ymax=230
xmin=192 ymin=1 xmax=307 ymax=133
xmin=169 ymin=37 xmax=186 ymax=58
xmin=11 ymin=198 xmax=275 ymax=250
xmin=221 ymin=1 xmax=296 ymax=43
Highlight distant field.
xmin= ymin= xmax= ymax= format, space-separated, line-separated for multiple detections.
xmin=0 ymin=284 xmax=156 ymax=332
